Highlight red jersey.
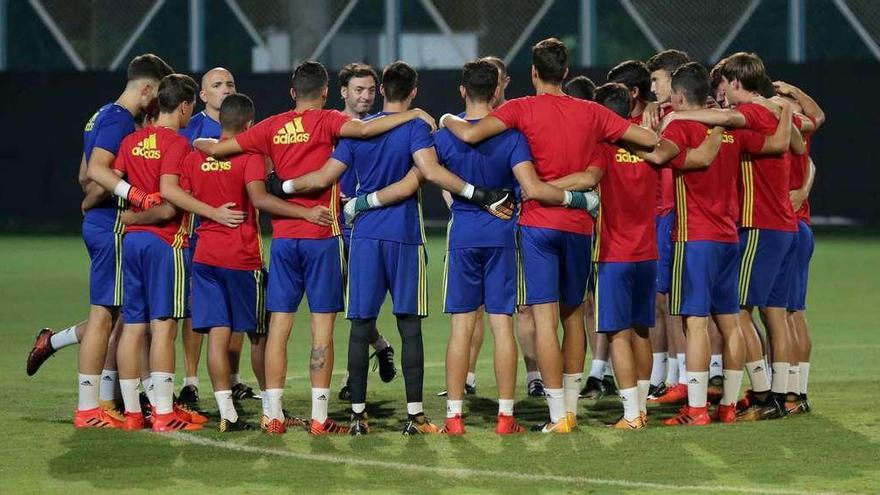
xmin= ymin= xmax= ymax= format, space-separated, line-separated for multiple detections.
xmin=181 ymin=147 xmax=265 ymax=270
xmin=234 ymin=108 xmax=351 ymax=239
xmin=630 ymin=113 xmax=675 ymax=216
xmin=736 ymin=102 xmax=797 ymax=232
xmin=663 ymin=121 xmax=765 ymax=242
xmin=788 ymin=129 xmax=813 ymax=223
xmin=113 ymin=126 xmax=190 ymax=248
xmin=592 ymin=144 xmax=658 ymax=262
xmin=492 ymin=94 xmax=631 ymax=235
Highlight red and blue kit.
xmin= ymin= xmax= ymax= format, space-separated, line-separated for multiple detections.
xmin=788 ymin=125 xmax=815 ymax=312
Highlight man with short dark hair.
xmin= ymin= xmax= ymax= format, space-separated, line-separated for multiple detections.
xmin=564 ymin=76 xmax=596 ymax=101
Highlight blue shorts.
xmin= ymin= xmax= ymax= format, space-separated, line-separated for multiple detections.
xmin=267 ymin=237 xmax=344 ymax=314
xmin=122 ymin=232 xmax=191 ymax=324
xmin=738 ymin=228 xmax=797 ymax=308
xmin=192 ymin=262 xmax=267 ymax=334
xmin=341 ymin=225 xmax=352 ymax=258
xmin=788 ymin=220 xmax=814 ymax=311
xmin=594 ymin=261 xmax=657 ymax=333
xmin=670 ymin=241 xmax=739 ymax=317
xmin=347 ymin=238 xmax=428 ymax=319
xmin=444 ymin=247 xmax=516 ymax=315
xmin=519 ymin=226 xmax=591 ymax=307
xmin=82 ymin=220 xmax=123 ymax=307
xmin=655 ymin=213 xmax=674 ymax=294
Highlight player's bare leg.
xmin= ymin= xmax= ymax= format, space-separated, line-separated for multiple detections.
xmin=249 ymin=334 xmax=267 ymax=392
xmin=262 ymin=312 xmax=294 ymax=428
xmin=180 ymin=318 xmax=203 ymax=404
xmin=531 ymin=302 xmax=567 ymax=430
xmin=75 ymin=305 xmax=118 ymax=426
xmin=707 ymin=318 xmax=724 ymax=400
xmin=736 ymin=307 xmax=780 ymax=420
xmin=489 ymin=313 xmax=523 ymax=434
xmin=649 ymin=293 xmax=669 ymax=396
xmin=582 ymin=294 xmax=610 ymax=398
xmin=516 ymin=305 xmax=544 ymax=396
xmin=560 ymin=302 xmax=586 ymax=427
xmin=443 ymin=311 xmax=478 ymax=433
xmin=608 ymin=329 xmax=645 ymax=429
xmin=789 ymin=310 xmax=812 ymax=411
xmin=98 ymin=319 xmax=124 ymax=419
xmin=466 ymin=306 xmax=486 ymax=393
xmin=661 ymin=293 xmax=680 ymax=388
xmin=207 ymin=327 xmax=249 ymax=430
xmin=117 ymin=322 xmax=147 ymax=428
xmin=664 ymin=316 xmax=712 ymax=426
xmin=713 ymin=313 xmax=746 ymax=422
xmin=149 ymin=318 xmax=201 ymax=431
xmin=760 ymin=306 xmax=792 ymax=408
xmin=227 ymin=332 xmax=256 ymax=400
xmin=309 ymin=312 xmax=343 ymax=433
xmin=27 ymin=320 xmax=87 ymax=376
xmin=784 ymin=311 xmax=802 ymax=413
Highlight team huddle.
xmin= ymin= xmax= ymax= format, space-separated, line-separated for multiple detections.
xmin=26 ymin=35 xmax=823 ymax=435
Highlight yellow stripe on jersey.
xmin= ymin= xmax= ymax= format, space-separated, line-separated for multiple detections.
xmin=740 ymin=154 xmax=755 ymax=228
xmin=675 ymin=174 xmax=687 ymax=242
xmin=738 ymin=229 xmax=759 ymax=305
xmin=669 ymin=242 xmax=685 ymax=315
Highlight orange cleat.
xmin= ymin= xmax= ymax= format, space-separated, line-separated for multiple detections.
xmin=74 ymin=407 xmax=124 ymax=429
xmin=494 ymin=414 xmax=525 ymax=435
xmin=123 ymin=412 xmax=146 ymax=431
xmin=610 ymin=416 xmax=646 ymax=430
xmin=174 ymin=403 xmax=208 ymax=424
xmin=263 ymin=416 xmax=286 ymax=435
xmin=442 ymin=415 xmax=466 ymax=435
xmin=650 ymin=383 xmax=688 ymax=404
xmin=640 ymin=411 xmax=649 ymax=425
xmin=151 ymin=411 xmax=202 ymax=432
xmin=26 ymin=328 xmax=56 ymax=376
xmin=662 ymin=405 xmax=712 ymax=426
xmin=309 ymin=418 xmax=349 ymax=435
xmin=736 ymin=389 xmax=757 ymax=411
xmin=714 ymin=404 xmax=737 ymax=423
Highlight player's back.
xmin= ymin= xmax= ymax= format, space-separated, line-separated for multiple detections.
xmin=182 ymin=148 xmax=263 ymax=270
xmin=83 ymin=102 xmax=136 ymax=228
xmin=180 ymin=111 xmax=221 ymax=145
xmin=335 ymin=113 xmax=432 ymax=245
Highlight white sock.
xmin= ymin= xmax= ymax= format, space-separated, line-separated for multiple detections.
xmin=446 ymin=399 xmax=463 ymax=418
xmin=770 ymin=362 xmax=789 ymax=394
xmin=214 ymin=390 xmax=238 ymax=422
xmin=352 ymin=403 xmax=366 ymax=414
xmin=372 ymin=335 xmax=389 ymax=352
xmin=151 ymin=372 xmax=174 ymax=415
xmin=686 ymin=371 xmax=709 ymax=409
xmin=545 ymin=388 xmax=565 ymax=423
xmin=787 ymin=365 xmax=800 ymax=395
xmin=407 ymin=402 xmax=423 ymax=416
xmin=77 ymin=373 xmax=100 ymax=410
xmin=99 ymin=369 xmax=118 ymax=402
xmin=50 ymin=326 xmax=79 ymax=350
xmin=721 ymin=369 xmax=744 ymax=406
xmin=604 ymin=361 xmax=615 ymax=377
xmin=677 ymin=353 xmax=687 ymax=385
xmin=666 ymin=357 xmax=679 ymax=384
xmin=466 ymin=372 xmax=476 ymax=388
xmin=619 ymin=386 xmax=639 ymax=421
xmin=589 ymin=360 xmax=606 ymax=380
xmin=184 ymin=376 xmax=199 ymax=388
xmin=650 ymin=352 xmax=668 ymax=386
xmin=745 ymin=359 xmax=771 ymax=392
xmin=260 ymin=390 xmax=268 ymax=414
xmin=526 ymin=371 xmax=541 ymax=383
xmin=563 ymin=373 xmax=582 ymax=415
xmin=230 ymin=374 xmax=241 ymax=386
xmin=142 ymin=376 xmax=156 ymax=406
xmin=799 ymin=362 xmax=810 ymax=395
xmin=498 ymin=399 xmax=514 ymax=416
xmin=311 ymin=388 xmax=330 ymax=423
xmin=636 ymin=380 xmax=650 ymax=414
xmin=264 ymin=388 xmax=284 ymax=420
xmin=120 ymin=378 xmax=141 ymax=414
xmin=710 ymin=354 xmax=723 ymax=379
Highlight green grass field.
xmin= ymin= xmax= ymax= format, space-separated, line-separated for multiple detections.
xmin=1 ymin=234 xmax=879 ymax=494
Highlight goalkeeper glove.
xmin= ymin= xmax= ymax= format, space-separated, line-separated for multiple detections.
xmin=265 ymin=171 xmax=292 ymax=199
xmin=343 ymin=192 xmax=382 ymax=225
xmin=459 ymin=184 xmax=515 ymax=220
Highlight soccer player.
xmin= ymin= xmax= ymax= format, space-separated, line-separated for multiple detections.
xmin=442 ymin=38 xmax=659 ymax=432
xmin=194 ymin=60 xmax=440 ymax=435
xmin=61 ymin=54 xmax=173 ymax=428
xmin=335 ymin=63 xmax=397 ymax=402
xmin=278 ymin=60 xmax=518 ymax=435
xmin=637 ymin=62 xmax=792 ymax=425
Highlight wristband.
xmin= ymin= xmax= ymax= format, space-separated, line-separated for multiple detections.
xmin=439 ymin=113 xmax=454 ymax=128
xmin=366 ymin=192 xmax=382 ymax=208
xmin=113 ymin=180 xmax=132 ymax=199
xmin=282 ymin=179 xmax=296 ymax=194
xmin=563 ymin=190 xmax=573 ymax=207
xmin=460 ymin=183 xmax=475 ymax=200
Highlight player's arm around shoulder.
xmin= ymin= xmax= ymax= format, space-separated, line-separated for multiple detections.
xmin=120 ymin=202 xmax=178 ymax=226
xmin=340 ymin=108 xmax=436 ymax=139
xmin=246 ymin=178 xmax=333 ymax=226
xmin=440 ymin=114 xmax=507 ymax=144
xmin=159 ymin=173 xmax=245 ymax=229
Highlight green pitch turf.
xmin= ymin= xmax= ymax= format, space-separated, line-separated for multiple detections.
xmin=1 ymin=234 xmax=878 ymax=494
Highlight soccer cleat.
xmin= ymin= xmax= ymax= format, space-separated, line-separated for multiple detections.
xmin=799 ymin=394 xmax=812 ymax=413
xmin=641 ymin=411 xmax=649 ymax=425
xmin=579 ymin=376 xmax=605 ymax=399
xmin=610 ymin=416 xmax=646 ymax=430
xmin=442 ymin=414 xmax=465 ymax=435
xmin=338 ymin=380 xmax=351 ymax=401
xmin=707 ymin=376 xmax=724 ymax=403
xmin=565 ymin=411 xmax=578 ymax=429
xmin=737 ymin=394 xmax=787 ymax=422
xmin=532 ymin=418 xmax=572 ymax=434
xmin=26 ymin=328 xmax=56 ymax=376
xmin=174 ymin=402 xmax=209 ymax=424
xmin=231 ymin=382 xmax=258 ymax=401
xmin=218 ymin=418 xmax=254 ymax=432
xmin=260 ymin=414 xmax=306 ymax=432
xmin=152 ymin=411 xmax=202 ymax=432
xmin=663 ymin=405 xmax=712 ymax=426
xmin=123 ymin=411 xmax=146 ymax=431
xmin=527 ymin=378 xmax=546 ymax=397
xmin=74 ymin=407 xmax=123 ymax=429
xmin=602 ymin=376 xmax=618 ymax=395
xmin=262 ymin=417 xmax=286 ymax=435
xmin=436 ymin=383 xmax=476 ymax=397
xmin=309 ymin=418 xmax=349 ymax=435
xmin=349 ymin=412 xmax=371 ymax=436
xmin=494 ymin=414 xmax=525 ymax=435
xmin=402 ymin=413 xmax=441 ymax=435
xmin=650 ymin=383 xmax=688 ymax=404
xmin=371 ymin=345 xmax=397 ymax=383
xmin=99 ymin=400 xmax=125 ymax=423
xmin=647 ymin=382 xmax=667 ymax=400
xmin=177 ymin=384 xmax=199 ymax=406
xmin=736 ymin=389 xmax=757 ymax=411
xmin=714 ymin=404 xmax=737 ymax=424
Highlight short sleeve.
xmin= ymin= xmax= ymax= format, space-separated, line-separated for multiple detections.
xmin=490 ymin=99 xmax=522 ymax=130
xmin=235 ymin=117 xmax=274 ymax=155
xmin=593 ymin=103 xmax=632 ymax=143
xmin=409 ymin=121 xmax=434 ymax=155
xmin=326 ymin=109 xmax=352 ymax=140
xmin=331 ymin=139 xmax=355 ymax=166
xmin=590 ymin=144 xmax=615 ymax=171
xmin=661 ymin=121 xmax=691 ymax=170
xmin=735 ymin=129 xmax=766 ymax=154
xmin=160 ymin=137 xmax=191 ymax=176
xmin=111 ymin=140 xmax=129 ymax=174
xmin=243 ymin=154 xmax=266 ymax=184
xmin=508 ymin=131 xmax=532 ymax=168
xmin=432 ymin=131 xmax=450 ymax=166
xmin=736 ymin=103 xmax=774 ymax=131
xmin=93 ymin=115 xmax=135 ymax=156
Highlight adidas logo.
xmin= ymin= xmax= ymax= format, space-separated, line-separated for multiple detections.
xmin=788 ymin=370 xmax=797 ymax=375
xmin=200 ymin=156 xmax=232 ymax=172
xmin=273 ymin=117 xmax=310 ymax=144
xmin=80 ymin=380 xmax=94 ymax=386
xmin=688 ymin=378 xmax=700 ymax=385
xmin=164 ymin=377 xmax=174 ymax=383
xmin=102 ymin=375 xmax=113 ymax=381
xmin=316 ymin=394 xmax=327 ymax=401
xmin=753 ymin=365 xmax=764 ymax=372
xmin=132 ymin=133 xmax=161 ymax=159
